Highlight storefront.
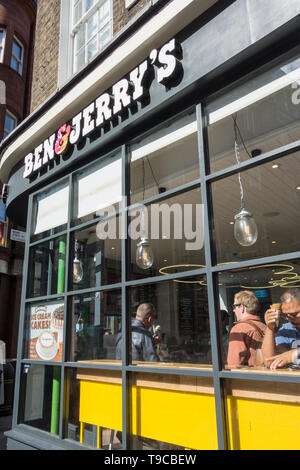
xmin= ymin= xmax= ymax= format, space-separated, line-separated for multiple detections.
xmin=2 ymin=0 xmax=300 ymax=450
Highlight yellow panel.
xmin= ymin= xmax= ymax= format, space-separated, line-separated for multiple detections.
xmin=79 ymin=380 xmax=122 ymax=431
xmin=226 ymin=396 xmax=300 ymax=450
xmin=131 ymin=386 xmax=218 ymax=449
xmin=79 ymin=379 xmax=218 ymax=449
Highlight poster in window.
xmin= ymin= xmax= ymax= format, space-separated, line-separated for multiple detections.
xmin=29 ymin=302 xmax=64 ymax=362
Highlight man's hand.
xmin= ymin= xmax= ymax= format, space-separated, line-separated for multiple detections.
xmin=265 ymin=349 xmax=297 ymax=369
xmin=264 ymin=308 xmax=280 ymax=331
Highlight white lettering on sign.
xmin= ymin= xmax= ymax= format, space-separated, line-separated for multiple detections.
xmin=23 ymin=38 xmax=183 ymax=179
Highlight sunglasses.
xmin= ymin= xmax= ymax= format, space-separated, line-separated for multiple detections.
xmin=232 ymin=303 xmax=243 ymax=309
xmin=280 ymin=295 xmax=293 ymax=303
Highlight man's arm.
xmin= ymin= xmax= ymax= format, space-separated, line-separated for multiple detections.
xmin=262 ymin=308 xmax=285 ymax=360
xmin=264 ymin=349 xmax=297 ymax=369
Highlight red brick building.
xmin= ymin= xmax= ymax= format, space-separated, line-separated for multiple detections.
xmin=0 ymin=0 xmax=36 ymax=363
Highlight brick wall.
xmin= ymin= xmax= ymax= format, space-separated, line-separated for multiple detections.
xmin=30 ymin=0 xmax=151 ymax=112
xmin=113 ymin=0 xmax=150 ymax=35
xmin=30 ymin=0 xmax=60 ymax=113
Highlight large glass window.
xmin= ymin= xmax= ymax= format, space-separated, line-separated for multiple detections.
xmin=207 ymin=56 xmax=300 ymax=174
xmin=127 ymin=372 xmax=217 ymax=450
xmin=65 ymin=367 xmax=122 ymax=448
xmin=0 ymin=28 xmax=5 ymax=62
xmin=216 ymin=259 xmax=300 ymax=370
xmin=72 ymin=154 xmax=122 ymax=227
xmin=31 ymin=180 xmax=69 ymax=242
xmin=18 ymin=364 xmax=61 ymax=434
xmin=129 ymin=187 xmax=205 ymax=280
xmin=69 ymin=219 xmax=122 ymax=291
xmin=211 ymin=152 xmax=300 ymax=265
xmin=128 ymin=276 xmax=210 ymax=367
xmin=67 ymin=289 xmax=121 ymax=362
xmin=72 ymin=0 xmax=112 ymax=73
xmin=11 ymin=36 xmax=24 ymax=75
xmin=130 ymin=111 xmax=199 ymax=204
xmin=3 ymin=111 xmax=17 ymax=139
xmin=27 ymin=236 xmax=67 ymax=298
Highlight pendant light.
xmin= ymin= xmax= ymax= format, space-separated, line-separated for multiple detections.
xmin=136 ymin=159 xmax=154 ymax=270
xmin=73 ymin=239 xmax=83 ymax=283
xmin=232 ymin=115 xmax=258 ymax=247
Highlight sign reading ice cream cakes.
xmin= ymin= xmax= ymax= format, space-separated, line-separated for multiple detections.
xmin=29 ymin=302 xmax=64 ymax=361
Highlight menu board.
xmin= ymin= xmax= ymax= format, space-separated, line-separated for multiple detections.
xmin=178 ymin=284 xmax=195 ymax=334
xmin=29 ymin=301 xmax=64 ymax=362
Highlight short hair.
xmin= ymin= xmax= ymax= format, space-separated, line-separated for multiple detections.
xmin=283 ymin=288 xmax=300 ymax=304
xmin=136 ymin=303 xmax=156 ymax=321
xmin=234 ymin=290 xmax=259 ymax=315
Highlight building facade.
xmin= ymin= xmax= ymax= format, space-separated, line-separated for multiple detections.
xmin=1 ymin=0 xmax=300 ymax=450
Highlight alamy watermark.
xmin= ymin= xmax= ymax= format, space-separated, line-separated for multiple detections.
xmin=95 ymin=198 xmax=204 ymax=251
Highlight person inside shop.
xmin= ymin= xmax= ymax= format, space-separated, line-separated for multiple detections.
xmin=227 ymin=290 xmax=266 ymax=367
xmin=115 ymin=302 xmax=159 ymax=362
xmin=262 ymin=288 xmax=300 ymax=369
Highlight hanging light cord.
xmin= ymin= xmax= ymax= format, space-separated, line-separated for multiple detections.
xmin=146 ymin=156 xmax=160 ymax=191
xmin=233 ymin=114 xmax=252 ymax=210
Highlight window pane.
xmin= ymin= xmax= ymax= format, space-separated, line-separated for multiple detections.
xmin=99 ymin=25 xmax=110 ymax=48
xmin=72 ymin=1 xmax=112 ymax=73
xmin=87 ymin=35 xmax=97 ymax=62
xmin=73 ymin=0 xmax=82 ymax=24
xmin=127 ymin=373 xmax=217 ymax=450
xmin=225 ymin=378 xmax=300 ymax=449
xmin=74 ymin=25 xmax=85 ymax=52
xmin=87 ymin=11 xmax=98 ymax=41
xmin=27 ymin=236 xmax=67 ymax=298
xmin=99 ymin=1 xmax=110 ymax=26
xmin=211 ymin=152 xmax=300 ymax=264
xmin=85 ymin=0 xmax=96 ymax=14
xmin=73 ymin=155 xmax=122 ymax=226
xmin=23 ymin=299 xmax=65 ymax=361
xmin=207 ymin=57 xmax=300 ymax=174
xmin=69 ymin=218 xmax=121 ymax=291
xmin=31 ymin=180 xmax=69 ymax=242
xmin=65 ymin=367 xmax=122 ymax=448
xmin=67 ymin=290 xmax=121 ymax=362
xmin=4 ymin=113 xmax=16 ymax=133
xmin=130 ymin=110 xmax=199 ymax=204
xmin=0 ymin=29 xmax=4 ymax=43
xmin=12 ymin=40 xmax=22 ymax=59
xmin=216 ymin=259 xmax=300 ymax=372
xmin=74 ymin=48 xmax=85 ymax=72
xmin=18 ymin=364 xmax=61 ymax=435
xmin=127 ymin=276 xmax=211 ymax=367
xmin=10 ymin=56 xmax=19 ymax=72
xmin=129 ymin=187 xmax=204 ymax=280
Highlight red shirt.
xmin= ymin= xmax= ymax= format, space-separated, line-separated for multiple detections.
xmin=227 ymin=314 xmax=266 ymax=367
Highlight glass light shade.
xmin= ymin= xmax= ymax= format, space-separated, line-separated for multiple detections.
xmin=234 ymin=208 xmax=258 ymax=247
xmin=136 ymin=238 xmax=154 ymax=270
xmin=73 ymin=256 xmax=84 ymax=283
